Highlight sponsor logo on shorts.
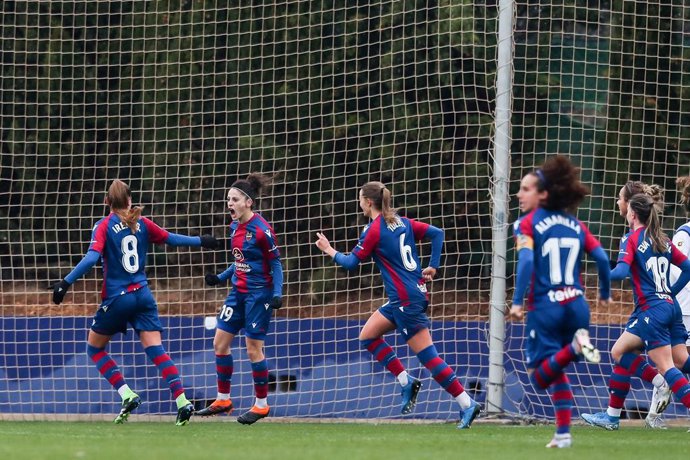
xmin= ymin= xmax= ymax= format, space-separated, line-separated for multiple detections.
xmin=547 ymin=286 xmax=583 ymax=303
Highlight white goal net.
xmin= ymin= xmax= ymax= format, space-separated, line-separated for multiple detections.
xmin=2 ymin=0 xmax=690 ymax=423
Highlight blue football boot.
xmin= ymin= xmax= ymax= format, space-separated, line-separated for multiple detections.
xmin=400 ymin=378 xmax=422 ymax=415
xmin=581 ymin=411 xmax=620 ymax=431
xmin=457 ymin=400 xmax=480 ymax=429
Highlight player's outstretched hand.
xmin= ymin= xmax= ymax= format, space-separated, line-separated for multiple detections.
xmin=508 ymin=304 xmax=524 ymax=321
xmin=51 ymin=280 xmax=70 ymax=305
xmin=269 ymin=296 xmax=283 ymax=309
xmin=200 ymin=235 xmax=220 ymax=249
xmin=599 ymin=297 xmax=611 ymax=306
xmin=205 ymin=273 xmax=221 ymax=286
xmin=421 ymin=267 xmax=437 ymax=281
xmin=315 ymin=232 xmax=332 ymax=253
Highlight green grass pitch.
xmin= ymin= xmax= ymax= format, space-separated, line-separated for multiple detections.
xmin=1 ymin=421 xmax=688 ymax=460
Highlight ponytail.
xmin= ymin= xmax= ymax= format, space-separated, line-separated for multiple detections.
xmin=628 ymin=193 xmax=669 ymax=253
xmin=106 ymin=179 xmax=142 ymax=233
xmin=361 ymin=181 xmax=397 ymax=225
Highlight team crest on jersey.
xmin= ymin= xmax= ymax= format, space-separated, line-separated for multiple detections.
xmin=232 ymin=247 xmax=245 ymax=260
xmin=246 ymin=231 xmax=253 ymax=241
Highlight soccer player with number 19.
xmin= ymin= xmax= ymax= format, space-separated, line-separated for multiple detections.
xmin=510 ymin=156 xmax=611 ymax=448
xmin=315 ymin=181 xmax=480 ymax=428
xmin=198 ymin=174 xmax=283 ymax=425
xmin=51 ymin=179 xmax=220 ymax=425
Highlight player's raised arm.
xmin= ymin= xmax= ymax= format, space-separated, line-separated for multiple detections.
xmin=315 ymin=231 xmax=364 ymax=271
xmin=140 ymin=217 xmax=219 ymax=249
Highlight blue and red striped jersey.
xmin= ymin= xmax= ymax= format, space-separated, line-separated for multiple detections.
xmin=351 ymin=215 xmax=439 ymax=307
xmin=89 ymin=213 xmax=169 ymax=299
xmin=618 ymin=226 xmax=688 ymax=309
xmin=228 ymin=213 xmax=281 ymax=293
xmin=513 ymin=208 xmax=601 ymax=307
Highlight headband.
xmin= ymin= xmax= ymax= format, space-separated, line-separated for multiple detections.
xmin=534 ymin=169 xmax=548 ymax=188
xmin=231 ymin=186 xmax=254 ymax=201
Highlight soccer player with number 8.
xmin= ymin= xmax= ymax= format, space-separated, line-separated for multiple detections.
xmin=315 ymin=181 xmax=480 ymax=428
xmin=51 ymin=179 xmax=220 ymax=425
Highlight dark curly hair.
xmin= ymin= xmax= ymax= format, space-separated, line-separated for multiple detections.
xmin=537 ymin=155 xmax=589 ymax=212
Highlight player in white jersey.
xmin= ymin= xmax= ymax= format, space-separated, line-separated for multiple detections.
xmin=670 ymin=176 xmax=690 ymax=352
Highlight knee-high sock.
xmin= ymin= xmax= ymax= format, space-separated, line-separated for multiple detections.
xmin=664 ymin=367 xmax=690 ymax=408
xmin=417 ymin=345 xmax=465 ymax=397
xmin=87 ymin=345 xmax=126 ymax=391
xmin=145 ymin=345 xmax=185 ymax=399
xmin=551 ymin=373 xmax=573 ymax=435
xmin=531 ymin=344 xmax=577 ymax=390
xmin=361 ymin=338 xmax=405 ymax=377
xmin=618 ymin=353 xmax=658 ymax=383
xmin=608 ymin=365 xmax=632 ymax=409
xmin=216 ymin=353 xmax=234 ymax=394
xmin=250 ymin=360 xmax=269 ymax=399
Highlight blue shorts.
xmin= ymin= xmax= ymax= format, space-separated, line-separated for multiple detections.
xmin=525 ymin=297 xmax=591 ymax=368
xmin=216 ymin=288 xmax=273 ymax=340
xmin=378 ymin=301 xmax=431 ymax=341
xmin=91 ymin=286 xmax=163 ymax=336
xmin=625 ymin=300 xmax=688 ymax=350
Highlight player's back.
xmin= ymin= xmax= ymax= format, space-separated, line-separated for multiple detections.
xmin=520 ymin=208 xmax=588 ymax=304
xmin=92 ymin=213 xmax=168 ymax=298
xmin=624 ymin=227 xmax=675 ymax=307
xmin=367 ymin=215 xmax=428 ymax=306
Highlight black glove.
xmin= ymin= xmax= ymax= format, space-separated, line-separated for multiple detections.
xmin=200 ymin=235 xmax=219 ymax=249
xmin=205 ymin=273 xmax=221 ymax=286
xmin=51 ymin=280 xmax=70 ymax=305
xmin=269 ymin=296 xmax=283 ymax=309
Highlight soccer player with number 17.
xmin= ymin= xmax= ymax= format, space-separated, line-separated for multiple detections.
xmin=510 ymin=156 xmax=611 ymax=448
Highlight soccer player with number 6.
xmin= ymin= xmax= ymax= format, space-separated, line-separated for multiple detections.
xmin=198 ymin=174 xmax=283 ymax=425
xmin=510 ymin=156 xmax=611 ymax=448
xmin=51 ymin=179 xmax=219 ymax=425
xmin=315 ymin=181 xmax=480 ymax=428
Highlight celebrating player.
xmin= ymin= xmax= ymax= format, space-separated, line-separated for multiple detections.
xmin=198 ymin=173 xmax=283 ymax=425
xmin=583 ymin=193 xmax=690 ymax=429
xmin=581 ymin=182 xmax=671 ymax=430
xmin=314 ymin=181 xmax=480 ymax=429
xmin=510 ymin=155 xmax=611 ymax=448
xmin=51 ymin=179 xmax=219 ymax=425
